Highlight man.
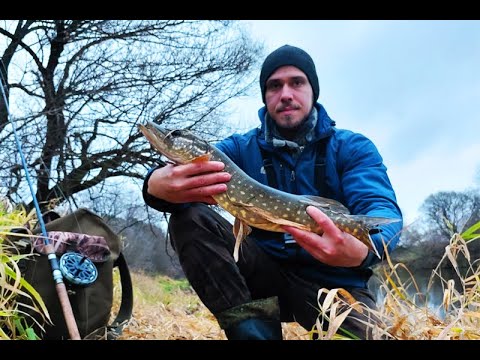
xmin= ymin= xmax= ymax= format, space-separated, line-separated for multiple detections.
xmin=143 ymin=45 xmax=403 ymax=340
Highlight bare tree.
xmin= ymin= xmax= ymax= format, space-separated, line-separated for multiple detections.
xmin=420 ymin=190 xmax=480 ymax=239
xmin=0 ymin=20 xmax=263 ymax=211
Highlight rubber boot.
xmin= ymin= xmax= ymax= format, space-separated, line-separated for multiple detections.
xmin=223 ymin=317 xmax=283 ymax=340
xmin=216 ymin=297 xmax=283 ymax=340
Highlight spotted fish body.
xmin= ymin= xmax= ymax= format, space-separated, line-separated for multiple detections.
xmin=139 ymin=122 xmax=400 ymax=261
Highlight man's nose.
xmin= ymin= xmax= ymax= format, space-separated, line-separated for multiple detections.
xmin=280 ymin=84 xmax=294 ymax=100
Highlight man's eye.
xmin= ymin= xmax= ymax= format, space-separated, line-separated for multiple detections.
xmin=293 ymin=79 xmax=305 ymax=87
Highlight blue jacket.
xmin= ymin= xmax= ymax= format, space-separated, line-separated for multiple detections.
xmin=144 ymin=103 xmax=403 ymax=289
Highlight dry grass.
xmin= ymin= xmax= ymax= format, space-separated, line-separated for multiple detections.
xmin=115 ymin=224 xmax=480 ymax=340
xmin=370 ymin=231 xmax=480 ymax=340
xmin=310 ymin=228 xmax=480 ymax=340
xmin=3 ymin=199 xmax=479 ymax=340
xmin=114 ymin=271 xmax=309 ymax=340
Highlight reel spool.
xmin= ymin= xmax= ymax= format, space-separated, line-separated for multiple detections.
xmin=59 ymin=252 xmax=98 ymax=286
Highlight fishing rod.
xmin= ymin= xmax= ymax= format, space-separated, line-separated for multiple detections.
xmin=0 ymin=63 xmax=81 ymax=340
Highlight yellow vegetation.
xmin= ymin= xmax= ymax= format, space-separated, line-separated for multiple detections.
xmin=114 ymin=271 xmax=309 ymax=340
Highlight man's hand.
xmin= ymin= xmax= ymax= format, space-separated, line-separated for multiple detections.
xmin=282 ymin=206 xmax=369 ymax=267
xmin=147 ymin=161 xmax=231 ymax=205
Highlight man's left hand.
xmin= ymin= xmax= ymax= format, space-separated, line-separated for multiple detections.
xmin=282 ymin=206 xmax=369 ymax=267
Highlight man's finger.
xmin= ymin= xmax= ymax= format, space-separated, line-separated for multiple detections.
xmin=282 ymin=225 xmax=307 ymax=238
xmin=184 ymin=183 xmax=228 ymax=198
xmin=306 ymin=206 xmax=342 ymax=236
xmin=174 ymin=161 xmax=226 ymax=177
xmin=181 ymin=172 xmax=231 ymax=190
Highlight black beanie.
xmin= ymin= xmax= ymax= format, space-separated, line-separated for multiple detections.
xmin=259 ymin=44 xmax=319 ymax=104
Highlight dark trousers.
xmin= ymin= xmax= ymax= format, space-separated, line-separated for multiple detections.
xmin=168 ymin=203 xmax=378 ymax=339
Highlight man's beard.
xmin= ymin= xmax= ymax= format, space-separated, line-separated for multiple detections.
xmin=269 ymin=106 xmax=317 ymax=144
xmin=278 ymin=114 xmax=308 ymax=130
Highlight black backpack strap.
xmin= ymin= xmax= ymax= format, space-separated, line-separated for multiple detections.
xmin=259 ymin=146 xmax=278 ymax=189
xmin=314 ymin=138 xmax=328 ymax=196
xmin=259 ymin=138 xmax=329 ymax=196
xmin=107 ymin=252 xmax=134 ymax=339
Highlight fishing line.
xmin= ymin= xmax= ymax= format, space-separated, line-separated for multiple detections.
xmin=0 ymin=61 xmax=76 ymax=213
xmin=0 ymin=67 xmax=50 ymax=245
xmin=0 ymin=61 xmax=80 ymax=339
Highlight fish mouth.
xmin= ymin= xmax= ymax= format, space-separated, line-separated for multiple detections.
xmin=139 ymin=121 xmax=170 ymax=137
xmin=139 ymin=121 xmax=198 ymax=164
xmin=138 ymin=121 xmax=173 ymax=157
xmin=138 ymin=122 xmax=176 ymax=149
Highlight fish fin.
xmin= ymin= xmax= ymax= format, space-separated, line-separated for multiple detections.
xmin=233 ymin=218 xmax=251 ymax=262
xmin=362 ymin=233 xmax=381 ymax=259
xmin=245 ymin=206 xmax=311 ymax=230
xmin=346 ymin=215 xmax=402 ymax=227
xmin=301 ymin=195 xmax=350 ymax=214
xmin=191 ymin=153 xmax=212 ymax=162
xmin=224 ymin=192 xmax=255 ymax=208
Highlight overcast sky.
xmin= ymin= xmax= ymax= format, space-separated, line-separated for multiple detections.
xmin=230 ymin=20 xmax=480 ymax=225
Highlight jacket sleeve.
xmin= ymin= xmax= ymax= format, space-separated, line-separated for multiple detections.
xmin=213 ymin=136 xmax=239 ymax=164
xmin=337 ymin=132 xmax=403 ymax=268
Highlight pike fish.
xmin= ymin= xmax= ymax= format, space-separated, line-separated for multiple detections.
xmin=139 ymin=121 xmax=400 ymax=262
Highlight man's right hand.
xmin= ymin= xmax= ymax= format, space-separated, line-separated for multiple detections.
xmin=147 ymin=161 xmax=231 ymax=205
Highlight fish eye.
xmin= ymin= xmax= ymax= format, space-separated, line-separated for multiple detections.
xmin=164 ymin=129 xmax=184 ymax=140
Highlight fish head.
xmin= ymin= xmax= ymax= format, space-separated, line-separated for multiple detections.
xmin=138 ymin=121 xmax=211 ymax=164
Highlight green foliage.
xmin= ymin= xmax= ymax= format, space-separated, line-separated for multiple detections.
xmin=461 ymin=220 xmax=480 ymax=242
xmin=131 ymin=272 xmax=198 ymax=309
xmin=0 ymin=203 xmax=49 ymax=340
xmin=158 ymin=277 xmax=191 ymax=294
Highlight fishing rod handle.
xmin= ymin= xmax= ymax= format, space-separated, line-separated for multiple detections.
xmin=43 ymin=243 xmax=81 ymax=340
xmin=55 ymin=282 xmax=81 ymax=340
